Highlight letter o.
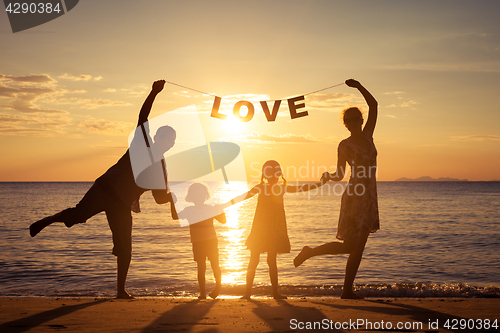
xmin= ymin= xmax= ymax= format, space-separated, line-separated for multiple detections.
xmin=354 ymin=183 xmax=365 ymax=196
xmin=233 ymin=100 xmax=255 ymax=122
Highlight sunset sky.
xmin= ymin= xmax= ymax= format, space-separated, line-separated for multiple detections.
xmin=1 ymin=0 xmax=499 ymax=181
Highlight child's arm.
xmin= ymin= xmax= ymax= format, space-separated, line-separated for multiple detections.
xmin=214 ymin=212 xmax=227 ymax=224
xmin=285 ymin=172 xmax=330 ymax=193
xmin=176 ymin=207 xmax=187 ymax=220
xmin=221 ymin=185 xmax=261 ymax=209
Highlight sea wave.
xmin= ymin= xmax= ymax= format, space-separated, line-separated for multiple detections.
xmin=2 ymin=283 xmax=499 ymax=298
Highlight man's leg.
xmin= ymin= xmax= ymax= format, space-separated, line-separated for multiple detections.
xmin=105 ymin=200 xmax=134 ymax=299
xmin=117 ymin=254 xmax=132 ymax=299
xmin=30 ymin=183 xmax=106 ymax=237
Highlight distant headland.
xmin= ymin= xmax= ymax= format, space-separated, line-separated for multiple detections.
xmin=394 ymin=176 xmax=469 ymax=182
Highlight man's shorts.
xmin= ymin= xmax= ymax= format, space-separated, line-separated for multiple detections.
xmin=60 ymin=183 xmax=133 ymax=258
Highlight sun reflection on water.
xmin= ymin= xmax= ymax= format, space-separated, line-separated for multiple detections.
xmin=211 ymin=181 xmax=253 ymax=285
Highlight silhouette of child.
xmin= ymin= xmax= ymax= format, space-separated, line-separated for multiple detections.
xmin=227 ymin=160 xmax=328 ymax=299
xmin=178 ymin=182 xmax=226 ymax=299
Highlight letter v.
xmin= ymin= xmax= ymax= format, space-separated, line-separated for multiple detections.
xmin=260 ymin=100 xmax=281 ymax=122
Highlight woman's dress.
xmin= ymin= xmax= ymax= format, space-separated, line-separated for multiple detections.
xmin=337 ymin=133 xmax=380 ymax=241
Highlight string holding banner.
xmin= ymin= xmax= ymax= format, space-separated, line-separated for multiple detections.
xmin=164 ymin=81 xmax=345 ymax=122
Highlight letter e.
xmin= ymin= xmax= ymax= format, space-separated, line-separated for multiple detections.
xmin=288 ymin=95 xmax=308 ymax=119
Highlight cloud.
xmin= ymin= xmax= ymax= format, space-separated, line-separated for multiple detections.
xmin=305 ymin=93 xmax=357 ymax=111
xmin=90 ymin=144 xmax=128 ymax=150
xmin=0 ymin=83 xmax=68 ymax=114
xmin=387 ymin=100 xmax=419 ymax=108
xmin=384 ymin=91 xmax=405 ymax=95
xmin=59 ymin=73 xmax=103 ymax=81
xmin=0 ymin=112 xmax=72 ymax=136
xmin=0 ymin=86 xmax=20 ymax=98
xmin=384 ymin=61 xmax=500 ymax=73
xmin=104 ymin=88 xmax=117 ymax=92
xmin=0 ymin=74 xmax=56 ymax=84
xmin=451 ymin=135 xmax=500 ymax=142
xmin=78 ymin=118 xmax=135 ymax=135
xmin=385 ymin=115 xmax=397 ymax=118
xmin=67 ymin=98 xmax=131 ymax=109
xmin=120 ymin=86 xmax=149 ymax=97
xmin=0 ymin=113 xmax=135 ymax=137
xmin=0 ymin=127 xmax=56 ymax=136
xmin=0 ymin=72 xmax=141 ymax=137
xmin=220 ymin=131 xmax=335 ymax=144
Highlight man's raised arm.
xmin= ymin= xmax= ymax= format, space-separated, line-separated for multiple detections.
xmin=137 ymin=80 xmax=166 ymax=126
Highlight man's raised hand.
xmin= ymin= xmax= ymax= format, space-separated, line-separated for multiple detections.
xmin=152 ymin=80 xmax=166 ymax=94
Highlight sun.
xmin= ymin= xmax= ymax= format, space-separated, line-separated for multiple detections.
xmin=223 ymin=114 xmax=245 ymax=133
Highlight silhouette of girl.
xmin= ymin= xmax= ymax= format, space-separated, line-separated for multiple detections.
xmin=294 ymin=79 xmax=379 ymax=299
xmin=228 ymin=160 xmax=328 ymax=299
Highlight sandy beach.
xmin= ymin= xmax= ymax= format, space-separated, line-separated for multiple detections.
xmin=1 ymin=297 xmax=498 ymax=332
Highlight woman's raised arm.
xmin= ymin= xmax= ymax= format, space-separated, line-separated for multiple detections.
xmin=346 ymin=79 xmax=378 ymax=138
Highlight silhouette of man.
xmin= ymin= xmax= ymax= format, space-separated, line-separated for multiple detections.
xmin=29 ymin=80 xmax=175 ymax=299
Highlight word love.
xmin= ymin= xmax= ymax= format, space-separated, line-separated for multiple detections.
xmin=210 ymin=96 xmax=308 ymax=122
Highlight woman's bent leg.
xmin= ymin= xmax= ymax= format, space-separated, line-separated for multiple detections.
xmin=294 ymin=241 xmax=355 ymax=267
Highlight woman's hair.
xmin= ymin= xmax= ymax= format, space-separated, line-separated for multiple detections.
xmin=341 ymin=107 xmax=364 ymax=126
xmin=185 ymin=182 xmax=210 ymax=203
xmin=260 ymin=160 xmax=287 ymax=185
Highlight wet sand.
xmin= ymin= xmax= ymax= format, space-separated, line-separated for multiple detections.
xmin=1 ymin=297 xmax=499 ymax=332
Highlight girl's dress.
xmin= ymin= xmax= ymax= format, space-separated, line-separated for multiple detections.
xmin=245 ymin=183 xmax=291 ymax=254
xmin=337 ymin=132 xmax=380 ymax=241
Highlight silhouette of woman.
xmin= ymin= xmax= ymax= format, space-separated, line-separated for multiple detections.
xmin=294 ymin=79 xmax=379 ymax=299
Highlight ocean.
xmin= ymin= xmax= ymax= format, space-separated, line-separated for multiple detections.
xmin=1 ymin=181 xmax=499 ymax=298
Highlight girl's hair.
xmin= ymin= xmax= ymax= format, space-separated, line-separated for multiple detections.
xmin=185 ymin=182 xmax=210 ymax=203
xmin=260 ymin=160 xmax=287 ymax=186
xmin=341 ymin=107 xmax=364 ymax=126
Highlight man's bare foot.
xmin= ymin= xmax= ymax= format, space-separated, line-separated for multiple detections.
xmin=209 ymin=285 xmax=220 ymax=299
xmin=294 ymin=246 xmax=312 ymax=267
xmin=198 ymin=295 xmax=207 ymax=300
xmin=240 ymin=293 xmax=251 ymax=299
xmin=340 ymin=291 xmax=364 ymax=299
xmin=29 ymin=217 xmax=54 ymax=237
xmin=273 ymin=293 xmax=287 ymax=300
xmin=117 ymin=291 xmax=134 ymax=299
